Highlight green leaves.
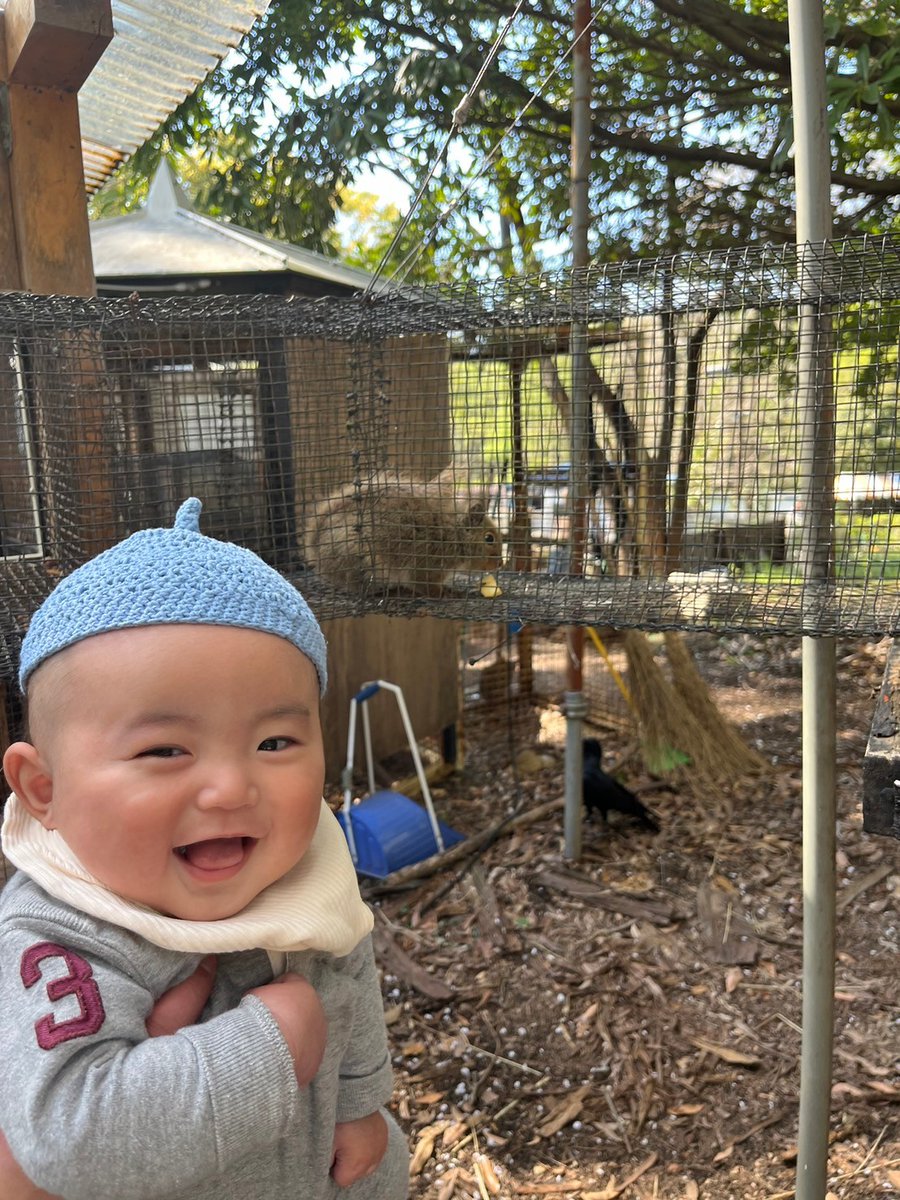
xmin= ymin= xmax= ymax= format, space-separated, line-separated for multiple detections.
xmin=93 ymin=0 xmax=900 ymax=269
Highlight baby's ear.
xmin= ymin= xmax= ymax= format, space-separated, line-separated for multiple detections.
xmin=3 ymin=742 xmax=55 ymax=825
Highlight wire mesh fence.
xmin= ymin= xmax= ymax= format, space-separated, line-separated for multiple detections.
xmin=461 ymin=622 xmax=634 ymax=745
xmin=1 ymin=234 xmax=899 ymax=687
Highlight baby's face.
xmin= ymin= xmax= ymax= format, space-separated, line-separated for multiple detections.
xmin=26 ymin=625 xmax=325 ymax=921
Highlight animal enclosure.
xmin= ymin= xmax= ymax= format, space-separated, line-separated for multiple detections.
xmin=1 ymin=237 xmax=899 ymax=686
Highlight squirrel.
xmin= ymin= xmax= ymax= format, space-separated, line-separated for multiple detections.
xmin=304 ymin=475 xmax=503 ymax=597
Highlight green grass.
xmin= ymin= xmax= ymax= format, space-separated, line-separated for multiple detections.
xmin=834 ymin=511 xmax=900 ymax=582
xmin=448 ymin=350 xmax=900 ymax=586
xmin=734 ymin=512 xmax=900 ymax=584
xmin=450 ymin=358 xmax=569 ymax=472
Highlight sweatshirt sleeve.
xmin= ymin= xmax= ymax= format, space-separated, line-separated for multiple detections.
xmin=0 ymin=914 xmax=298 ymax=1200
xmin=334 ymin=934 xmax=396 ymax=1123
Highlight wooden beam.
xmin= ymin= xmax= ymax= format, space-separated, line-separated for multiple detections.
xmin=5 ymin=0 xmax=113 ymax=91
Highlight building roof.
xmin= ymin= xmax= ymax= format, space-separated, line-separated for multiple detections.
xmin=91 ymin=161 xmax=380 ymax=294
xmin=0 ymin=0 xmax=272 ymax=191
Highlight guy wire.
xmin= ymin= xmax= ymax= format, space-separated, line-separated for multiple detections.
xmin=363 ymin=0 xmax=527 ymax=297
xmin=365 ymin=6 xmax=599 ymax=292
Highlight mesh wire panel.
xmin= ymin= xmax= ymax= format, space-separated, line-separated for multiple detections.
xmin=1 ymin=234 xmax=899 ymax=681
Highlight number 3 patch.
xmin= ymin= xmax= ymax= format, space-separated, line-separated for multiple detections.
xmin=20 ymin=942 xmax=106 ymax=1050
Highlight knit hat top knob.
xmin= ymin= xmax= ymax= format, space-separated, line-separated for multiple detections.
xmin=174 ymin=496 xmax=202 ymax=532
xmin=18 ymin=498 xmax=328 ymax=694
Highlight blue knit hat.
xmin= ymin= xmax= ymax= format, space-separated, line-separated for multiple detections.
xmin=19 ymin=498 xmax=327 ymax=694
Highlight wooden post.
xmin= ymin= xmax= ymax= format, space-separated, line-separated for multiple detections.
xmin=0 ymin=17 xmax=21 ymax=290
xmin=0 ymin=1 xmax=115 ymax=779
xmin=0 ymin=0 xmax=118 ymax=563
xmin=2 ymin=0 xmax=112 ymax=295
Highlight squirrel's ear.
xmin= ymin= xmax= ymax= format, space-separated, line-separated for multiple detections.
xmin=466 ymin=498 xmax=487 ymax=522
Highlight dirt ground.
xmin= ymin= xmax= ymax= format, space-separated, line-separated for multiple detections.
xmin=355 ymin=633 xmax=900 ymax=1200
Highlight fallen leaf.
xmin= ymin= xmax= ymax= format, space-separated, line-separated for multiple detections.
xmin=866 ymin=1081 xmax=900 ymax=1099
xmin=374 ymin=926 xmax=454 ymax=1000
xmin=613 ymin=870 xmax=657 ymax=895
xmin=513 ymin=1182 xmax=583 ymax=1194
xmin=836 ymin=864 xmax=892 ymax=912
xmin=442 ymin=1120 xmax=468 ymax=1146
xmin=831 ymin=1082 xmax=866 ymax=1099
xmin=536 ymin=1085 xmax=591 ymax=1138
xmin=410 ymin=1122 xmax=447 ymax=1174
xmin=835 ymin=1048 xmax=894 ymax=1077
xmin=713 ymin=1110 xmax=785 ymax=1161
xmin=696 ymin=882 xmax=759 ymax=965
xmin=689 ymin=1037 xmax=761 ymax=1067
xmin=469 ymin=864 xmax=506 ymax=945
xmin=576 ymin=1001 xmax=599 ymax=1036
xmin=725 ymin=966 xmax=743 ymax=993
xmin=582 ymin=1181 xmax=620 ymax=1200
xmin=436 ymin=1168 xmax=459 ymax=1200
xmin=535 ymin=871 xmax=675 ymax=924
xmin=582 ymin=1154 xmax=659 ymax=1198
xmin=473 ymin=1152 xmax=502 ymax=1195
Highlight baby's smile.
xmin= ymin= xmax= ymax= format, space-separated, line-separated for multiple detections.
xmin=174 ymin=836 xmax=258 ymax=879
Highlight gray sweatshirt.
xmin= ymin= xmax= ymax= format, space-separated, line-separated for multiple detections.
xmin=0 ymin=871 xmax=409 ymax=1199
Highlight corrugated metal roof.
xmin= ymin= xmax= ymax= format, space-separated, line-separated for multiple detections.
xmin=0 ymin=0 xmax=272 ymax=190
xmin=91 ymin=161 xmax=381 ymax=292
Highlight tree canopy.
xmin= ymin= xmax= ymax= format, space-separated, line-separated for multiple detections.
xmin=93 ymin=0 xmax=900 ymax=277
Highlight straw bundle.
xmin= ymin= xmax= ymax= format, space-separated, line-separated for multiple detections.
xmin=663 ymin=632 xmax=768 ymax=777
xmin=623 ymin=630 xmax=764 ymax=781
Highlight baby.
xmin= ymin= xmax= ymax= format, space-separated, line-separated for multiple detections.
xmin=0 ymin=498 xmax=409 ymax=1199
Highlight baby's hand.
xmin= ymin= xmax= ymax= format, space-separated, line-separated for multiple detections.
xmin=331 ymin=1111 xmax=388 ymax=1188
xmin=247 ymin=972 xmax=327 ymax=1087
xmin=145 ymin=955 xmax=217 ymax=1037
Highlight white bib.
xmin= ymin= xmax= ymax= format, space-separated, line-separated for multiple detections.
xmin=1 ymin=795 xmax=372 ymax=957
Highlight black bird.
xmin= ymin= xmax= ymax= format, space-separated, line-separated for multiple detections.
xmin=582 ymin=738 xmax=660 ymax=833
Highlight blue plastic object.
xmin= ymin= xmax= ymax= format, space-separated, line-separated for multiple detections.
xmin=337 ymin=790 xmax=466 ymax=878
